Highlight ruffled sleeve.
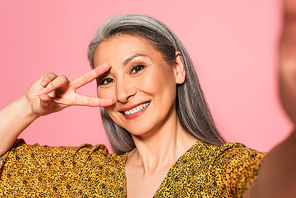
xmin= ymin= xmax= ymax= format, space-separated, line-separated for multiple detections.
xmin=0 ymin=139 xmax=127 ymax=197
xmin=213 ymin=143 xmax=267 ymax=198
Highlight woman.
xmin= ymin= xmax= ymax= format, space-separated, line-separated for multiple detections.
xmin=0 ymin=1 xmax=296 ymax=197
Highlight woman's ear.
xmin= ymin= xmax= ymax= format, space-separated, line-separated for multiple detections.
xmin=174 ymin=51 xmax=186 ymax=84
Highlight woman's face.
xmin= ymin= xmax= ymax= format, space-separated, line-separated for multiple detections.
xmin=93 ymin=34 xmax=185 ymax=137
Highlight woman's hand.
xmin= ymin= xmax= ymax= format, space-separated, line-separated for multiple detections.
xmin=0 ymin=63 xmax=113 ymax=156
xmin=25 ymin=63 xmax=113 ymax=117
xmin=245 ymin=1 xmax=296 ymax=197
xmin=279 ymin=0 xmax=296 ymax=125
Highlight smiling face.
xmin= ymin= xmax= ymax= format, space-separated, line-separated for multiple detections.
xmin=93 ymin=34 xmax=185 ymax=138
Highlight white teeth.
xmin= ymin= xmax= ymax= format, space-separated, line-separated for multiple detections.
xmin=124 ymin=102 xmax=150 ymax=115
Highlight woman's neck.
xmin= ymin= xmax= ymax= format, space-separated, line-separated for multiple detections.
xmin=128 ymin=118 xmax=198 ymax=173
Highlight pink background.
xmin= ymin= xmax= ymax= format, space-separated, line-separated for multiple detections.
xmin=0 ymin=0 xmax=291 ymax=152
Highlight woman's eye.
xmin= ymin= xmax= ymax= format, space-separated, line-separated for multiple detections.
xmin=130 ymin=65 xmax=145 ymax=74
xmin=99 ymin=78 xmax=114 ymax=85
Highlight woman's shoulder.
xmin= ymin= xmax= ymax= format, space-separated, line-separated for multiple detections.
xmin=195 ymin=140 xmax=267 ymax=160
xmin=2 ymin=139 xmax=127 ymax=167
xmin=183 ymin=141 xmax=267 ymax=197
xmin=188 ymin=140 xmax=267 ymax=175
xmin=0 ymin=139 xmax=127 ymax=197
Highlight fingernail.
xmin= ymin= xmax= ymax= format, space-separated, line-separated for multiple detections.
xmin=102 ymin=63 xmax=111 ymax=69
xmin=41 ymin=80 xmax=47 ymax=87
xmin=40 ymin=88 xmax=49 ymax=95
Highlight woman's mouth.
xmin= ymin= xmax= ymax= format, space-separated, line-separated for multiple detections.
xmin=123 ymin=102 xmax=150 ymax=115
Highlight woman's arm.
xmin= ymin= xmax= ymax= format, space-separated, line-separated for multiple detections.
xmin=0 ymin=95 xmax=39 ymax=157
xmin=245 ymin=1 xmax=296 ymax=197
xmin=0 ymin=63 xmax=113 ymax=156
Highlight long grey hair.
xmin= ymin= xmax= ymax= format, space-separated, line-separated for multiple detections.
xmin=88 ymin=14 xmax=226 ymax=154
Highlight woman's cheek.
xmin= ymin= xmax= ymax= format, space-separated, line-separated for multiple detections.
xmin=97 ymin=87 xmax=116 ymax=100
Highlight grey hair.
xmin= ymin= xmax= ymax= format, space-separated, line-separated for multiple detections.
xmin=88 ymin=14 xmax=226 ymax=154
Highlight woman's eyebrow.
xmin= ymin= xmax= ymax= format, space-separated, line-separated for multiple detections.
xmin=123 ymin=53 xmax=148 ymax=66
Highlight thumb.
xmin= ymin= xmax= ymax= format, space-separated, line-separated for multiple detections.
xmin=39 ymin=94 xmax=52 ymax=108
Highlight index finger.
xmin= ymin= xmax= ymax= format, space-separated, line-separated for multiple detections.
xmin=70 ymin=63 xmax=111 ymax=89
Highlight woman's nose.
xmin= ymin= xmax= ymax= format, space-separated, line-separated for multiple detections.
xmin=115 ymin=79 xmax=137 ymax=103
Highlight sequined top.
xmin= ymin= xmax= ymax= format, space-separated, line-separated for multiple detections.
xmin=0 ymin=139 xmax=266 ymax=197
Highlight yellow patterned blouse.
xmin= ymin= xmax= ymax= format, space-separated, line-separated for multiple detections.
xmin=0 ymin=139 xmax=266 ymax=197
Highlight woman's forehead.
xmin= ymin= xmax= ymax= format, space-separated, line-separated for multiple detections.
xmin=93 ymin=34 xmax=161 ymax=67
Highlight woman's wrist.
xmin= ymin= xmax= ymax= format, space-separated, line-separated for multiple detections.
xmin=18 ymin=95 xmax=40 ymax=121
